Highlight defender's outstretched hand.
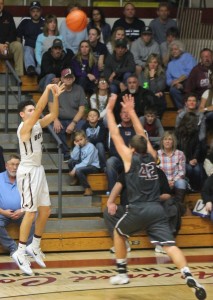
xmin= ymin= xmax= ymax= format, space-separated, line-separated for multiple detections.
xmin=121 ymin=94 xmax=135 ymax=111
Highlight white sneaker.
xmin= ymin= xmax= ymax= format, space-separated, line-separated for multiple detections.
xmin=26 ymin=244 xmax=46 ymax=268
xmin=110 ymin=273 xmax=129 ymax=285
xmin=185 ymin=274 xmax=207 ymax=300
xmin=155 ymin=245 xmax=166 ymax=254
xmin=110 ymin=240 xmax=131 ymax=253
xmin=12 ymin=251 xmax=33 ymax=275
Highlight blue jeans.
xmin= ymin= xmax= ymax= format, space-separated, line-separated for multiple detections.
xmin=95 ymin=142 xmax=106 ymax=170
xmin=106 ymin=156 xmax=124 ymax=191
xmin=39 ymin=73 xmax=55 ymax=92
xmin=68 ymin=160 xmax=99 ymax=188
xmin=186 ymin=163 xmax=204 ymax=190
xmin=174 ymin=178 xmax=187 ymax=190
xmin=170 ymin=86 xmax=184 ymax=110
xmin=0 ymin=215 xmax=34 ymax=255
xmin=56 ymin=119 xmax=85 ymax=157
xmin=24 ymin=46 xmax=40 ymax=74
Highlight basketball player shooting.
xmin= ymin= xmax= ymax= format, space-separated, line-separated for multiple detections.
xmin=106 ymin=93 xmax=206 ymax=300
xmin=12 ymin=83 xmax=65 ymax=275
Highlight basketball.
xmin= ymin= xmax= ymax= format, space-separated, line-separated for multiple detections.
xmin=66 ymin=9 xmax=88 ymax=32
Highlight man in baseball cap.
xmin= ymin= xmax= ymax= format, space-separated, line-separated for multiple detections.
xmin=30 ymin=1 xmax=41 ymax=10
xmin=52 ymin=39 xmax=63 ymax=49
xmin=61 ymin=68 xmax=74 ymax=78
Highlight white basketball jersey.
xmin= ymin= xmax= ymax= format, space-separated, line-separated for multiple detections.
xmin=17 ymin=121 xmax=43 ymax=167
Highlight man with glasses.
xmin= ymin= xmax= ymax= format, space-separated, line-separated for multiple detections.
xmin=0 ymin=154 xmax=34 ymax=257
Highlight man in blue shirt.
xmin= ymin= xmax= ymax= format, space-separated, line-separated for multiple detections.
xmin=0 ymin=154 xmax=34 ymax=256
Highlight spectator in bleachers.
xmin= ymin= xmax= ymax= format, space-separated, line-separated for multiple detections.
xmin=48 ymin=68 xmax=86 ymax=162
xmin=114 ymin=74 xmax=161 ymax=123
xmin=71 ymin=40 xmax=99 ymax=96
xmin=105 ymin=107 xmax=135 ymax=193
xmin=160 ymin=26 xmax=179 ymax=67
xmin=185 ymin=48 xmax=213 ymax=100
xmin=139 ymin=106 xmax=164 ymax=150
xmin=68 ymin=130 xmax=100 ymax=196
xmin=149 ymin=2 xmax=177 ymax=45
xmin=175 ymin=112 xmax=204 ymax=192
xmin=88 ymin=27 xmax=108 ymax=72
xmin=111 ymin=2 xmax=145 ymax=43
xmin=0 ymin=154 xmax=34 ymax=256
xmin=59 ymin=2 xmax=87 ymax=55
xmin=131 ymin=26 xmax=160 ymax=76
xmin=176 ymin=93 xmax=206 ymax=143
xmin=82 ymin=109 xmax=107 ymax=171
xmin=17 ymin=1 xmax=44 ymax=76
xmin=138 ymin=53 xmax=167 ymax=118
xmin=35 ymin=14 xmax=65 ymax=71
xmin=104 ymin=38 xmax=135 ymax=94
xmin=38 ymin=39 xmax=74 ymax=92
xmin=199 ymin=73 xmax=213 ymax=122
xmin=87 ymin=7 xmax=111 ymax=44
xmin=166 ymin=40 xmax=197 ymax=111
xmin=0 ymin=146 xmax=5 ymax=173
xmin=90 ymin=76 xmax=110 ymax=125
xmin=0 ymin=0 xmax=24 ymax=76
xmin=106 ymin=27 xmax=130 ymax=55
xmin=157 ymin=131 xmax=187 ymax=215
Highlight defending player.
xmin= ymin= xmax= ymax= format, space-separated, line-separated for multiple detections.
xmin=12 ymin=83 xmax=65 ymax=275
xmin=106 ymin=94 xmax=206 ymax=300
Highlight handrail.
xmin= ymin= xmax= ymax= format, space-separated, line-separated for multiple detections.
xmin=45 ymin=122 xmax=63 ymax=219
xmin=5 ymin=60 xmax=22 ymax=133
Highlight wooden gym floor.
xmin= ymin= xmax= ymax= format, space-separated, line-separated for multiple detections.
xmin=0 ymin=248 xmax=212 ymax=299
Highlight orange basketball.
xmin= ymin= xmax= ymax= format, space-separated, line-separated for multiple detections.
xmin=66 ymin=10 xmax=88 ymax=32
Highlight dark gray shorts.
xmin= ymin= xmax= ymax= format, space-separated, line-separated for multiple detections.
xmin=115 ymin=202 xmax=175 ymax=246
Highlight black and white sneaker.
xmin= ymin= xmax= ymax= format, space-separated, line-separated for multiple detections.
xmin=185 ymin=273 xmax=206 ymax=300
xmin=12 ymin=251 xmax=33 ymax=275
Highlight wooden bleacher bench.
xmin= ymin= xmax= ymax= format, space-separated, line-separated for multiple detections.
xmin=21 ymin=75 xmax=39 ymax=92
xmin=1 ymin=213 xmax=212 ymax=254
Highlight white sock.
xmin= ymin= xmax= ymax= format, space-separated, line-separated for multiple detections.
xmin=117 ymin=258 xmax=127 ymax=264
xmin=31 ymin=236 xmax=41 ymax=249
xmin=181 ymin=266 xmax=191 ymax=277
xmin=17 ymin=243 xmax=26 ymax=255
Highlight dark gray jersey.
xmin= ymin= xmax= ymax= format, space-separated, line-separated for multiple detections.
xmin=125 ymin=153 xmax=160 ymax=204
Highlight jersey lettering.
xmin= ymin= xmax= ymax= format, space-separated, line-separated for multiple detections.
xmin=34 ymin=132 xmax=42 ymax=141
xmin=138 ymin=162 xmax=158 ymax=180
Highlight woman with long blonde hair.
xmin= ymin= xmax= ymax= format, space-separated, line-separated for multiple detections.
xmin=71 ymin=40 xmax=99 ymax=96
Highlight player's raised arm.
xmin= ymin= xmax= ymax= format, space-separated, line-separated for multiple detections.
xmin=40 ymin=82 xmax=65 ymax=128
xmin=121 ymin=94 xmax=157 ymax=161
xmin=106 ymin=94 xmax=132 ymax=169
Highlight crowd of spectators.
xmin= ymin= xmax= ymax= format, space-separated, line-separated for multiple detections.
xmin=1 ymin=1 xmax=213 ymax=218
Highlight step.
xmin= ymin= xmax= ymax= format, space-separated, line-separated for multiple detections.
xmin=162 ymin=111 xmax=177 ymax=128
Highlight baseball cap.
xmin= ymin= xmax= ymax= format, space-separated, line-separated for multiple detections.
xmin=52 ymin=39 xmax=63 ymax=49
xmin=142 ymin=26 xmax=152 ymax=35
xmin=115 ymin=39 xmax=128 ymax=48
xmin=61 ymin=68 xmax=73 ymax=78
xmin=30 ymin=1 xmax=41 ymax=10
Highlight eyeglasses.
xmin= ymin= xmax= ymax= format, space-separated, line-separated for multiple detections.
xmin=99 ymin=80 xmax=107 ymax=84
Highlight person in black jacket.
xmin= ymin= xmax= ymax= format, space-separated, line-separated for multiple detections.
xmin=38 ymin=38 xmax=74 ymax=91
xmin=104 ymin=38 xmax=135 ymax=94
xmin=0 ymin=0 xmax=23 ymax=76
xmin=114 ymin=74 xmax=160 ymax=123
